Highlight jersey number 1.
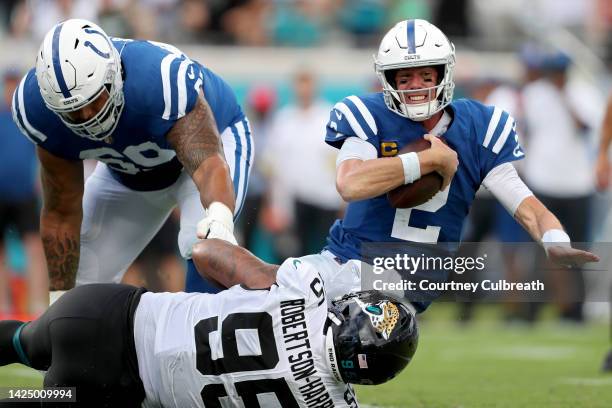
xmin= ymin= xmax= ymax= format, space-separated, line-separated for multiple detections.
xmin=391 ymin=186 xmax=450 ymax=243
xmin=194 ymin=312 xmax=299 ymax=407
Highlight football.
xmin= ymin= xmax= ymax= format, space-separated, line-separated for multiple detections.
xmin=387 ymin=137 xmax=444 ymax=208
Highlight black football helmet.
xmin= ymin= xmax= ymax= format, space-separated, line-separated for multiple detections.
xmin=324 ymin=291 xmax=418 ymax=385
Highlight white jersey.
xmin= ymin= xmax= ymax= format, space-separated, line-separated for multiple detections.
xmin=134 ymin=258 xmax=359 ymax=408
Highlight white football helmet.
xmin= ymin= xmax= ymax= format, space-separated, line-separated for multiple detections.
xmin=374 ymin=19 xmax=455 ymax=121
xmin=36 ymin=19 xmax=124 ymax=141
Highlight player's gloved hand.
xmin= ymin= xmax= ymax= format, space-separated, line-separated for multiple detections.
xmin=424 ymin=134 xmax=458 ymax=191
xmin=49 ymin=290 xmax=67 ymax=306
xmin=197 ymin=202 xmax=238 ymax=245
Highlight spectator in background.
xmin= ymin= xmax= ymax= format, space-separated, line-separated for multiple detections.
xmin=596 ymin=92 xmax=612 ymax=192
xmin=0 ymin=0 xmax=22 ymax=35
xmin=220 ymin=0 xmax=271 ymax=46
xmin=386 ymin=0 xmax=431 ymax=26
xmin=271 ymin=0 xmax=326 ymax=47
xmin=236 ymin=84 xmax=277 ymax=254
xmin=265 ymin=69 xmax=343 ymax=257
xmin=433 ymin=0 xmax=472 ymax=39
xmin=0 ymin=67 xmax=47 ymax=316
xmin=522 ymin=50 xmax=604 ymax=322
xmin=337 ymin=0 xmax=387 ymax=47
xmin=594 ymin=91 xmax=612 ymax=371
xmin=27 ymin=0 xmax=101 ymax=42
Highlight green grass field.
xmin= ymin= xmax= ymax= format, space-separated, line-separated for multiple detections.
xmin=1 ymin=305 xmax=611 ymax=407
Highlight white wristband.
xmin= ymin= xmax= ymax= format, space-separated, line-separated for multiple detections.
xmin=541 ymin=229 xmax=571 ymax=255
xmin=398 ymin=152 xmax=421 ymax=184
xmin=49 ymin=290 xmax=67 ymax=306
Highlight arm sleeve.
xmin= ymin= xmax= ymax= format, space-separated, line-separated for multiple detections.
xmin=336 ymin=136 xmax=378 ymax=167
xmin=482 ymin=162 xmax=533 ymax=215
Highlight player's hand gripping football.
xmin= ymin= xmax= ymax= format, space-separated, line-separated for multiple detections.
xmin=197 ymin=202 xmax=238 ymax=245
xmin=546 ymin=246 xmax=600 ymax=268
xmin=424 ymin=134 xmax=459 ymax=190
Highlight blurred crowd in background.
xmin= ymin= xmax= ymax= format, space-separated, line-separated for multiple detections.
xmin=0 ymin=0 xmax=611 ymax=53
xmin=0 ymin=0 xmax=611 ymax=328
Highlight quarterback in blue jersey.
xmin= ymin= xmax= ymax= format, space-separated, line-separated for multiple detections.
xmin=302 ymin=19 xmax=598 ymax=313
xmin=12 ymin=19 xmax=253 ymax=299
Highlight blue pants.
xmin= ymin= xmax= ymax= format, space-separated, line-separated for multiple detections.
xmin=185 ymin=259 xmax=221 ymax=293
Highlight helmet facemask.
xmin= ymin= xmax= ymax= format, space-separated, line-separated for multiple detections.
xmin=376 ymin=60 xmax=455 ymax=122
xmin=56 ymin=64 xmax=124 ymax=141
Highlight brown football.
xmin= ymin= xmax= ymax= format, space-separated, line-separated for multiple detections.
xmin=387 ymin=137 xmax=444 ymax=208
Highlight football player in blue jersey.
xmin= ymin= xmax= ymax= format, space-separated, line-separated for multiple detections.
xmin=11 ymin=19 xmax=253 ymax=301
xmin=302 ymin=19 xmax=599 ymax=313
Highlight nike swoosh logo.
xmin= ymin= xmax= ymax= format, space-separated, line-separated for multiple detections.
xmin=335 ymin=110 xmax=343 ymax=120
xmin=187 ymin=67 xmax=195 ymax=80
xmin=293 ymin=259 xmax=302 ymax=268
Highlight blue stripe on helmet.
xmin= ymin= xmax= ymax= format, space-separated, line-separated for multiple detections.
xmin=51 ymin=23 xmax=71 ymax=98
xmin=406 ymin=19 xmax=416 ymax=54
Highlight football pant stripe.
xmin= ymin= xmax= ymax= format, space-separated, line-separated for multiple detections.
xmin=161 ymin=54 xmax=178 ymax=120
xmin=483 ymin=106 xmax=502 ymax=148
xmin=176 ymin=59 xmax=191 ymax=119
xmin=333 ymin=102 xmax=368 ymax=140
xmin=13 ymin=76 xmax=47 ymax=142
xmin=234 ymin=118 xmax=253 ymax=220
xmin=347 ymin=95 xmax=378 ymax=135
xmin=230 ymin=123 xmax=243 ymax=216
xmin=492 ymin=116 xmax=515 ymax=154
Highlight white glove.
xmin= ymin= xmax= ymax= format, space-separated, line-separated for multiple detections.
xmin=197 ymin=202 xmax=238 ymax=245
xmin=49 ymin=290 xmax=67 ymax=306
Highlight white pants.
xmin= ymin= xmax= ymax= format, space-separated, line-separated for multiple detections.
xmin=76 ymin=121 xmax=253 ymax=285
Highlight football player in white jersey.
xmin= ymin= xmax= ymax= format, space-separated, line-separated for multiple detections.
xmin=12 ymin=19 xmax=253 ymax=299
xmin=0 ymin=239 xmax=418 ymax=407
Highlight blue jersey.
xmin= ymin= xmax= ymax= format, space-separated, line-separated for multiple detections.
xmin=12 ymin=39 xmax=244 ymax=191
xmin=324 ymin=93 xmax=524 ymax=261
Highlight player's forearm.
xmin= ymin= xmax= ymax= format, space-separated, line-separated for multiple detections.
xmin=514 ymin=196 xmax=563 ymax=242
xmin=192 ymin=155 xmax=235 ymax=211
xmin=336 ymin=158 xmax=405 ymax=201
xmin=40 ymin=209 xmax=82 ymax=290
xmin=192 ymin=239 xmax=278 ymax=289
